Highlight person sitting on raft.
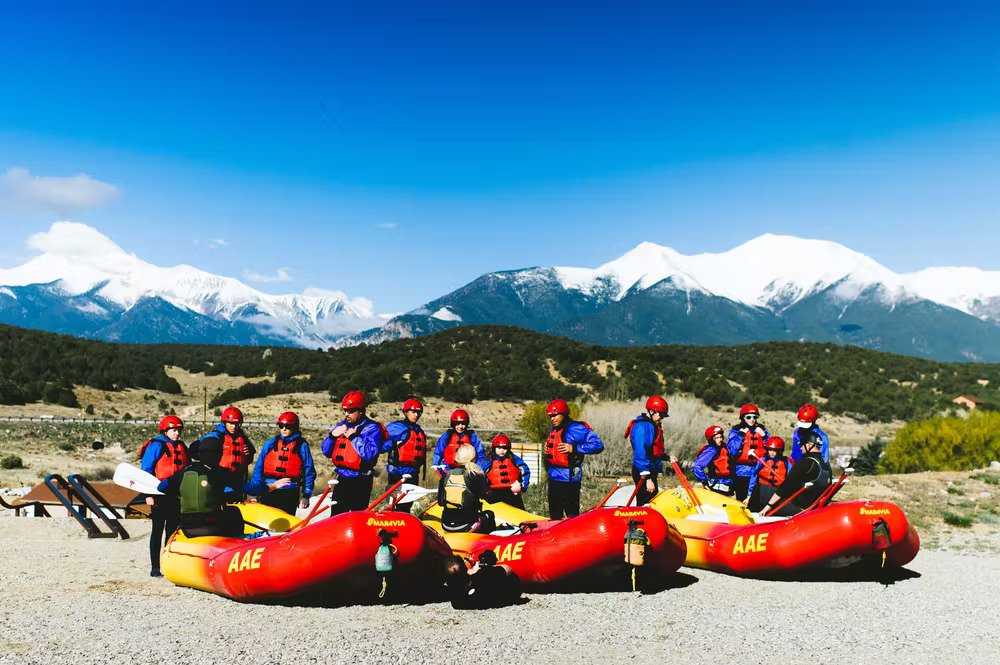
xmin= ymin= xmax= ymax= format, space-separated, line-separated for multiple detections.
xmin=625 ymin=395 xmax=672 ymax=506
xmin=156 ymin=436 xmax=248 ymax=539
xmin=790 ymin=403 xmax=830 ymax=464
xmin=322 ymin=390 xmax=387 ymax=516
xmin=438 ymin=444 xmax=496 ymax=533
xmin=760 ymin=430 xmax=832 ymax=517
xmin=745 ymin=436 xmax=791 ymax=512
xmin=248 ymin=411 xmax=316 ymax=515
xmin=483 ymin=434 xmax=530 ymax=510
xmin=727 ymin=403 xmax=770 ymax=502
xmin=693 ymin=425 xmax=733 ymax=495
xmin=432 ymin=409 xmax=487 ymax=477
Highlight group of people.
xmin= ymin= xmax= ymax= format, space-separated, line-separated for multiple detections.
xmin=137 ymin=393 xmax=832 ymax=576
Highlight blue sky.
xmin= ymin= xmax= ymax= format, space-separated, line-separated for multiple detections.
xmin=2 ymin=1 xmax=1000 ymax=312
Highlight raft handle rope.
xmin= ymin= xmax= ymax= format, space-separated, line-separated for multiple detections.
xmin=670 ymin=461 xmax=704 ymax=514
xmin=367 ymin=474 xmax=412 ymax=511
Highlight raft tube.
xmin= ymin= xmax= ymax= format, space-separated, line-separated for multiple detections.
xmin=421 ymin=503 xmax=687 ymax=590
xmin=161 ymin=503 xmax=454 ymax=602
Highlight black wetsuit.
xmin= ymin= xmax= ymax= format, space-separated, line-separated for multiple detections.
xmin=771 ymin=452 xmax=832 ymax=516
xmin=438 ymin=467 xmax=491 ymax=532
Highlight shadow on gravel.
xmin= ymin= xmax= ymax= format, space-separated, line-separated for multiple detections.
xmin=755 ymin=564 xmax=921 ymax=585
xmin=527 ymin=569 xmax=700 ymax=596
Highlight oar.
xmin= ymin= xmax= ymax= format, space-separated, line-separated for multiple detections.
xmin=595 ymin=478 xmax=631 ymax=509
xmin=288 ymin=479 xmax=338 ymax=532
xmin=815 ymin=468 xmax=852 ymax=509
xmin=623 ymin=479 xmax=644 ymax=508
xmin=366 ymin=474 xmax=412 ymax=511
xmin=763 ymin=482 xmax=813 ymax=516
xmin=113 ymin=463 xmax=163 ymax=495
xmin=388 ymin=483 xmax=436 ymax=509
xmin=670 ymin=461 xmax=703 ymax=514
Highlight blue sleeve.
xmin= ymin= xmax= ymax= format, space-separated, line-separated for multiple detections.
xmin=747 ymin=461 xmax=763 ymax=496
xmin=383 ymin=422 xmax=406 ymax=454
xmin=514 ymin=453 xmax=530 ymax=489
xmin=569 ymin=423 xmax=604 ymax=455
xmin=727 ymin=428 xmax=744 ymax=458
xmin=470 ymin=432 xmax=487 ymax=468
xmin=817 ymin=427 xmax=830 ymax=462
xmin=790 ymin=428 xmax=802 ymax=464
xmin=140 ymin=440 xmax=163 ymax=475
xmin=629 ymin=421 xmax=655 ymax=473
xmin=692 ymin=448 xmax=714 ymax=483
xmin=300 ymin=440 xmax=316 ymax=496
xmin=359 ymin=423 xmax=383 ymax=463
xmin=432 ymin=432 xmax=448 ymax=467
xmin=482 ymin=458 xmax=493 ymax=476
xmin=246 ymin=439 xmax=273 ymax=495
xmin=320 ymin=432 xmax=335 ymax=459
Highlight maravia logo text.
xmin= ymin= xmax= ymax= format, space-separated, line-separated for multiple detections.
xmin=613 ymin=510 xmax=647 ymax=518
xmin=367 ymin=517 xmax=407 ymax=527
xmin=859 ymin=508 xmax=891 ymax=516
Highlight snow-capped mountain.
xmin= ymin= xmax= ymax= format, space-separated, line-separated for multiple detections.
xmin=341 ymin=234 xmax=1000 ymax=361
xmin=0 ymin=222 xmax=387 ymax=347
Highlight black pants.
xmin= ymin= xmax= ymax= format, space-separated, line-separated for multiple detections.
xmin=331 ymin=474 xmax=374 ymax=515
xmin=149 ymin=496 xmax=179 ymax=573
xmin=180 ymin=506 xmax=244 ymax=539
xmin=489 ymin=487 xmax=525 ymax=510
xmin=547 ymin=480 xmax=580 ymax=519
xmin=388 ymin=471 xmax=414 ymax=514
xmin=260 ymin=487 xmax=300 ymax=515
xmin=732 ymin=474 xmax=752 ymax=502
xmin=630 ymin=467 xmax=659 ymax=506
xmin=748 ymin=484 xmax=777 ymax=513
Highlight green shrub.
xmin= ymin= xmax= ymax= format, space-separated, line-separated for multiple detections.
xmin=88 ymin=465 xmax=116 ymax=481
xmin=57 ymin=441 xmax=75 ymax=452
xmin=972 ymin=471 xmax=1000 ymax=485
xmin=880 ymin=411 xmax=1000 ymax=473
xmin=519 ymin=401 xmax=582 ymax=443
xmin=850 ymin=437 xmax=884 ymax=476
xmin=1 ymin=454 xmax=25 ymax=469
xmin=942 ymin=511 xmax=974 ymax=528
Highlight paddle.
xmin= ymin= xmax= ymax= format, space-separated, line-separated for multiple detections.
xmin=670 ymin=461 xmax=703 ymax=514
xmin=366 ymin=474 xmax=411 ymax=511
xmin=763 ymin=482 xmax=813 ymax=516
xmin=596 ymin=478 xmax=632 ymax=509
xmin=113 ymin=462 xmax=163 ymax=495
xmin=390 ymin=483 xmax=436 ymax=508
xmin=289 ymin=479 xmax=338 ymax=531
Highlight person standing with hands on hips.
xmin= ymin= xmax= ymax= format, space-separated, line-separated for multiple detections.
xmin=544 ymin=399 xmax=604 ymax=519
xmin=322 ymin=390 xmax=387 ymax=515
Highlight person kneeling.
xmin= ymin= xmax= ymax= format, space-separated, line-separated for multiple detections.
xmin=157 ymin=438 xmax=248 ymax=539
xmin=438 ymin=444 xmax=495 ymax=533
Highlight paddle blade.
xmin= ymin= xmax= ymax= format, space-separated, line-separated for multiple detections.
xmin=113 ymin=462 xmax=163 ymax=495
xmin=394 ymin=483 xmax=436 ymax=505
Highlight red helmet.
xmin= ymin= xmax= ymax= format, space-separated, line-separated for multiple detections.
xmin=645 ymin=395 xmax=669 ymax=414
xmin=450 ymin=409 xmax=470 ymax=425
xmin=764 ymin=436 xmax=785 ymax=452
xmin=704 ymin=425 xmax=723 ymax=442
xmin=491 ymin=434 xmax=511 ymax=449
xmin=277 ymin=411 xmax=300 ymax=429
xmin=797 ymin=404 xmax=819 ymax=427
xmin=341 ymin=391 xmax=367 ymax=410
xmin=402 ymin=398 xmax=423 ymax=412
xmin=158 ymin=415 xmax=184 ymax=432
xmin=546 ymin=399 xmax=570 ymax=416
xmin=739 ymin=403 xmax=760 ymax=418
xmin=220 ymin=406 xmax=243 ymax=424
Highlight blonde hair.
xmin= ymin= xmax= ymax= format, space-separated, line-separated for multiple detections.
xmin=454 ymin=444 xmax=483 ymax=474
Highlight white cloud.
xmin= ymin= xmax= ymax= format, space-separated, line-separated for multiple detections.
xmin=376 ymin=222 xmax=399 ymax=230
xmin=244 ymin=267 xmax=292 ymax=283
xmin=1 ymin=166 xmax=121 ymax=213
xmin=194 ymin=238 xmax=229 ymax=250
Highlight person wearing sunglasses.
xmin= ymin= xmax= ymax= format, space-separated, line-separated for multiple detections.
xmin=248 ymin=411 xmax=316 ymax=515
xmin=432 ymin=409 xmax=487 ymax=477
xmin=322 ymin=390 xmax=388 ymax=515
xmin=381 ymin=397 xmax=428 ymax=513
xmin=727 ymin=403 xmax=770 ymax=502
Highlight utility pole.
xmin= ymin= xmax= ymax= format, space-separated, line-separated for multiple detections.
xmin=203 ymin=387 xmax=208 ymax=430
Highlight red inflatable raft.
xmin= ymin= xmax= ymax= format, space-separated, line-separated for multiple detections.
xmin=161 ymin=503 xmax=454 ymax=602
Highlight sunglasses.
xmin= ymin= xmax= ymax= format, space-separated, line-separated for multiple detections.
xmin=405 ymin=409 xmax=423 ymax=414
xmin=279 ymin=425 xmax=294 ymax=430
xmin=744 ymin=414 xmax=758 ymax=419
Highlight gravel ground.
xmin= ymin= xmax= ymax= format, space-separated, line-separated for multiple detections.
xmin=1 ymin=514 xmax=998 ymax=665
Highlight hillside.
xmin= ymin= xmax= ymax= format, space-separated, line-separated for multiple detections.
xmin=3 ymin=322 xmax=1000 ymax=423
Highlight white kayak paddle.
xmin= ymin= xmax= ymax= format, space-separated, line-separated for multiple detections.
xmin=113 ymin=462 xmax=163 ymax=495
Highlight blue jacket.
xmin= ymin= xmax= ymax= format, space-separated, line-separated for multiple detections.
xmin=791 ymin=426 xmax=830 ymax=464
xmin=627 ymin=413 xmax=664 ymax=475
xmin=727 ymin=425 xmax=770 ymax=478
xmin=381 ymin=420 xmax=427 ymax=477
xmin=692 ymin=444 xmax=731 ymax=488
xmin=321 ymin=417 xmax=385 ymax=478
xmin=248 ymin=433 xmax=316 ymax=496
xmin=432 ymin=429 xmax=487 ymax=472
xmin=545 ymin=421 xmax=604 ymax=484
xmin=140 ymin=435 xmax=188 ymax=476
xmin=483 ymin=453 xmax=531 ymax=490
xmin=747 ymin=456 xmax=792 ymax=496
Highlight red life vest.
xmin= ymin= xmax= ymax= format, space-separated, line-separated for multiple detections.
xmin=218 ymin=432 xmax=251 ymax=473
xmin=486 ymin=456 xmax=520 ymax=489
xmin=262 ymin=437 xmax=303 ymax=479
xmin=331 ymin=421 xmax=388 ymax=472
xmin=697 ymin=444 xmax=731 ymax=479
xmin=544 ymin=421 xmax=592 ymax=468
xmin=757 ymin=457 xmax=788 ymax=487
xmin=139 ymin=438 xmax=189 ymax=481
xmin=442 ymin=431 xmax=473 ymax=468
xmin=391 ymin=425 xmax=427 ymax=466
xmin=735 ymin=427 xmax=767 ymax=466
xmin=624 ymin=417 xmax=665 ymax=459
